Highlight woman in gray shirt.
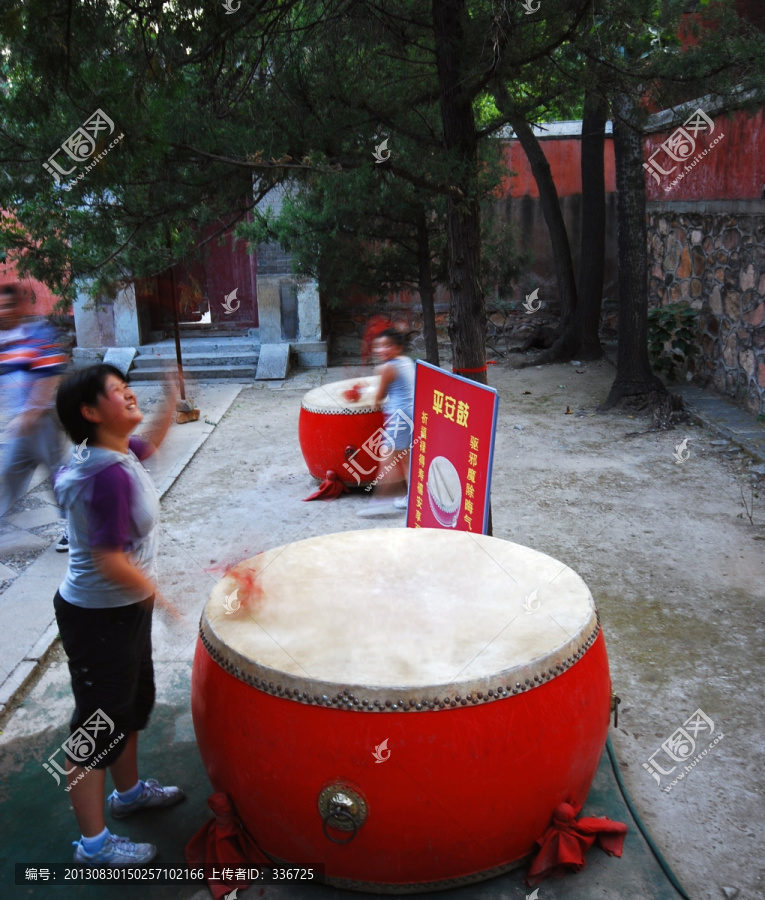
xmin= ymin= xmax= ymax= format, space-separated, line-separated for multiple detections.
xmin=53 ymin=364 xmax=183 ymax=868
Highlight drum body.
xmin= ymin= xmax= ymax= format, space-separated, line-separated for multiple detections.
xmin=192 ymin=529 xmax=611 ymax=893
xmin=298 ymin=376 xmax=383 ymax=486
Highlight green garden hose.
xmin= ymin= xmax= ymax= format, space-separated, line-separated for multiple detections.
xmin=606 ymin=735 xmax=691 ymax=900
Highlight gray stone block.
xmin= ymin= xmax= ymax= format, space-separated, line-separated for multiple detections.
xmin=256 ymin=278 xmax=283 ymax=343
xmin=72 ymin=347 xmax=103 ymax=368
xmin=103 ymin=346 xmax=137 ymax=376
xmin=295 ymin=349 xmax=328 ymax=368
xmin=255 ymin=343 xmax=292 ymax=380
xmin=297 ymin=280 xmax=322 ymax=340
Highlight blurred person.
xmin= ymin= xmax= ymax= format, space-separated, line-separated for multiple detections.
xmin=0 ymin=283 xmax=69 ymax=548
xmin=358 ymin=327 xmax=415 ymax=517
xmin=53 ymin=364 xmax=184 ymax=867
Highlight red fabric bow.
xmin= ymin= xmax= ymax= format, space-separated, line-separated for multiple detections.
xmin=303 ymin=469 xmax=350 ymax=501
xmin=185 ymin=793 xmax=270 ymax=899
xmin=526 ymin=801 xmax=628 ymax=886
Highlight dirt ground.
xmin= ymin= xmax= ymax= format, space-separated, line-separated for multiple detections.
xmin=153 ymin=357 xmax=764 ymax=900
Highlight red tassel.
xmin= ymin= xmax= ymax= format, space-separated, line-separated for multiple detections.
xmin=185 ymin=793 xmax=270 ymax=899
xmin=526 ymin=801 xmax=628 ymax=886
xmin=342 ymin=382 xmax=365 ymax=403
xmin=303 ymin=470 xmax=350 ymax=501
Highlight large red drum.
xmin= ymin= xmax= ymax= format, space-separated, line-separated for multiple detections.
xmin=298 ymin=376 xmax=383 ymax=486
xmin=191 ymin=529 xmax=611 ymax=893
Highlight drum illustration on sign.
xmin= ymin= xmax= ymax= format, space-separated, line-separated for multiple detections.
xmin=298 ymin=376 xmax=383 ymax=486
xmin=426 ymin=456 xmax=462 ymax=527
xmin=191 ymin=528 xmax=612 ymax=892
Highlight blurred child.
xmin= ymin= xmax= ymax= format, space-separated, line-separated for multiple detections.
xmin=0 ymin=283 xmax=68 ymax=548
xmin=358 ymin=328 xmax=415 ymax=517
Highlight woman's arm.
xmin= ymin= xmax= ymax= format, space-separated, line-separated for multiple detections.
xmin=93 ymin=548 xmax=182 ymax=619
xmin=139 ymin=376 xmax=178 ymax=456
xmin=92 ymin=548 xmax=156 ymax=596
xmin=374 ymin=363 xmax=396 ymax=407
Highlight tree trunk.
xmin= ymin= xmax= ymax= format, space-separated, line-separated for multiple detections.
xmin=574 ymin=84 xmax=608 ymax=360
xmin=603 ymin=90 xmax=664 ymax=409
xmin=417 ymin=209 xmax=440 ymax=366
xmin=507 ymin=116 xmax=580 ymax=364
xmin=432 ymin=0 xmax=487 ymax=386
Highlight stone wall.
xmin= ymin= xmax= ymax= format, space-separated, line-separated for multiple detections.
xmin=327 ymin=287 xmax=451 ymax=363
xmin=646 ymin=200 xmax=765 ymax=415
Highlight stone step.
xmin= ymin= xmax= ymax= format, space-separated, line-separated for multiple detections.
xmin=132 ymin=352 xmax=258 ymax=368
xmin=130 ymin=364 xmax=256 ymax=381
xmin=177 ymin=326 xmax=256 ymax=337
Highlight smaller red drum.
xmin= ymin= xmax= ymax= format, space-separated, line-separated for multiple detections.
xmin=298 ymin=376 xmax=383 ymax=486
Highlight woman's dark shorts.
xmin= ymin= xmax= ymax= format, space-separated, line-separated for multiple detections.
xmin=53 ymin=591 xmax=155 ymax=769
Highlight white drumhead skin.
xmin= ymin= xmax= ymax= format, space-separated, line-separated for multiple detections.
xmin=201 ymin=529 xmax=600 ymax=706
xmin=301 ymin=376 xmax=381 ymax=413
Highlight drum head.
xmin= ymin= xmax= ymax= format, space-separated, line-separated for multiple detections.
xmin=200 ymin=529 xmax=599 ymax=709
xmin=301 ymin=376 xmax=381 ymax=413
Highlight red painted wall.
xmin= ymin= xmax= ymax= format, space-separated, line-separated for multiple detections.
xmin=0 ymin=261 xmax=62 ymax=317
xmin=644 ymin=108 xmax=765 ymax=201
xmin=0 ymin=211 xmax=65 ymax=317
xmin=498 ymin=136 xmax=617 ymax=199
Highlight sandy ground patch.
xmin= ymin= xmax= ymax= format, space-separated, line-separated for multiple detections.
xmin=149 ymin=358 xmax=764 ymax=900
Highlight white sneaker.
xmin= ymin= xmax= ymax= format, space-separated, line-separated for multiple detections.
xmin=108 ymin=779 xmax=185 ymax=818
xmin=72 ymin=833 xmax=157 ymax=867
xmin=393 ymin=497 xmax=407 ymax=510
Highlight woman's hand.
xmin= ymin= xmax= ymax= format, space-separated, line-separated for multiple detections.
xmin=154 ymin=588 xmax=184 ymax=622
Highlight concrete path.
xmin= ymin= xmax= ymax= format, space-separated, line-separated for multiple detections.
xmin=0 ymin=382 xmax=244 ymax=716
